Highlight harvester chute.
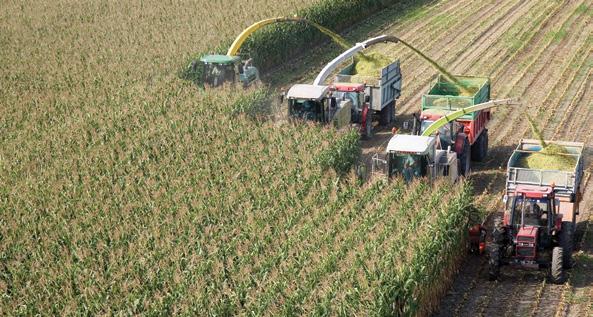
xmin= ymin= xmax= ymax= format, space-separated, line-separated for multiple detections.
xmin=421 ymin=98 xmax=520 ymax=137
xmin=226 ymin=17 xmax=304 ymax=56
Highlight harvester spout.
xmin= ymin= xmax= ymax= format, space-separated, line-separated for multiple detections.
xmin=313 ymin=35 xmax=401 ymax=85
xmin=226 ymin=17 xmax=304 ymax=56
xmin=421 ymin=98 xmax=520 ymax=137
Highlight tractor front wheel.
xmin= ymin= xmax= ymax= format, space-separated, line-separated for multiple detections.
xmin=488 ymin=244 xmax=501 ymax=281
xmin=550 ymin=246 xmax=566 ymax=284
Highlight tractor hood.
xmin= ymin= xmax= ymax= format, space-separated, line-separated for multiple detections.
xmin=517 ymin=225 xmax=538 ymax=239
xmin=516 ymin=225 xmax=538 ymax=260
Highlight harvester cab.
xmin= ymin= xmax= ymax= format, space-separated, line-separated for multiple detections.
xmin=490 ymin=185 xmax=572 ymax=283
xmin=286 ymin=84 xmax=352 ymax=129
xmin=199 ymin=55 xmax=259 ymax=87
xmin=382 ymin=134 xmax=458 ymax=183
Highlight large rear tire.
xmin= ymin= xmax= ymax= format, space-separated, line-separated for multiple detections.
xmin=459 ymin=138 xmax=471 ymax=177
xmin=471 ymin=130 xmax=489 ymax=162
xmin=471 ymin=133 xmax=483 ymax=162
xmin=492 ymin=216 xmax=505 ymax=244
xmin=560 ymin=221 xmax=574 ymax=268
xmin=481 ymin=129 xmax=489 ymax=159
xmin=489 ymin=244 xmax=501 ymax=281
xmin=550 ymin=246 xmax=566 ymax=284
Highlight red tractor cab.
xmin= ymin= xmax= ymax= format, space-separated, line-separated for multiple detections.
xmin=489 ymin=185 xmax=573 ymax=283
xmin=419 ymin=109 xmax=473 ymax=176
xmin=331 ymin=83 xmax=372 ymax=138
xmin=418 ymin=75 xmax=492 ymax=176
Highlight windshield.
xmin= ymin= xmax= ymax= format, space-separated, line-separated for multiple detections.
xmin=203 ymin=63 xmax=235 ymax=87
xmin=389 ymin=153 xmax=427 ymax=182
xmin=511 ymin=196 xmax=548 ymax=229
xmin=289 ymin=99 xmax=324 ymax=122
xmin=333 ymin=91 xmax=360 ymax=110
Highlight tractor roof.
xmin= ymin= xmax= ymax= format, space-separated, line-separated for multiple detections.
xmin=287 ymin=84 xmax=329 ymax=101
xmin=386 ymin=134 xmax=435 ymax=155
xmin=333 ymin=82 xmax=365 ymax=92
xmin=515 ymin=185 xmax=553 ymax=198
xmin=200 ymin=54 xmax=240 ymax=64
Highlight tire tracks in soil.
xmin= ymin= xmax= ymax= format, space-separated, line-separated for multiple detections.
xmin=488 ymin=0 xmax=591 ymax=146
xmin=433 ymin=1 xmax=593 ymax=315
xmin=396 ymin=0 xmax=533 ymax=115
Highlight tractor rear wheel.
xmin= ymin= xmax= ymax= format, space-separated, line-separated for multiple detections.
xmin=560 ymin=221 xmax=574 ymax=268
xmin=459 ymin=138 xmax=471 ymax=176
xmin=488 ymin=244 xmax=501 ymax=281
xmin=492 ymin=216 xmax=505 ymax=244
xmin=550 ymin=246 xmax=566 ymax=284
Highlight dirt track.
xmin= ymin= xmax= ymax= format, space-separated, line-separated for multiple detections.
xmin=357 ymin=0 xmax=593 ymax=315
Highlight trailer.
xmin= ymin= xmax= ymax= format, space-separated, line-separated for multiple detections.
xmin=418 ymin=75 xmax=491 ymax=175
xmin=334 ymin=60 xmax=402 ymax=126
xmin=504 ymin=139 xmax=585 ymax=224
xmin=489 ymin=139 xmax=585 ymax=283
xmin=311 ymin=35 xmax=403 ymax=137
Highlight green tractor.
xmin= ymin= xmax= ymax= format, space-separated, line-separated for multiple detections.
xmin=196 ymin=55 xmax=259 ymax=87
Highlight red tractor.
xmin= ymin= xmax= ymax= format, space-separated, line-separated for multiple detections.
xmin=489 ymin=185 xmax=574 ymax=283
xmin=330 ymin=83 xmax=373 ymax=137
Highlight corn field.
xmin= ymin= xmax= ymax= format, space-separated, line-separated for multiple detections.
xmin=0 ymin=0 xmax=474 ymax=315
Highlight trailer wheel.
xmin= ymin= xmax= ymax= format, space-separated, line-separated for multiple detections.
xmin=471 ymin=130 xmax=489 ymax=162
xmin=560 ymin=222 xmax=574 ymax=268
xmin=389 ymin=102 xmax=395 ymax=123
xmin=379 ymin=102 xmax=394 ymax=126
xmin=481 ymin=129 xmax=489 ymax=159
xmin=550 ymin=246 xmax=566 ymax=284
xmin=488 ymin=244 xmax=501 ymax=281
xmin=471 ymin=133 xmax=482 ymax=162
